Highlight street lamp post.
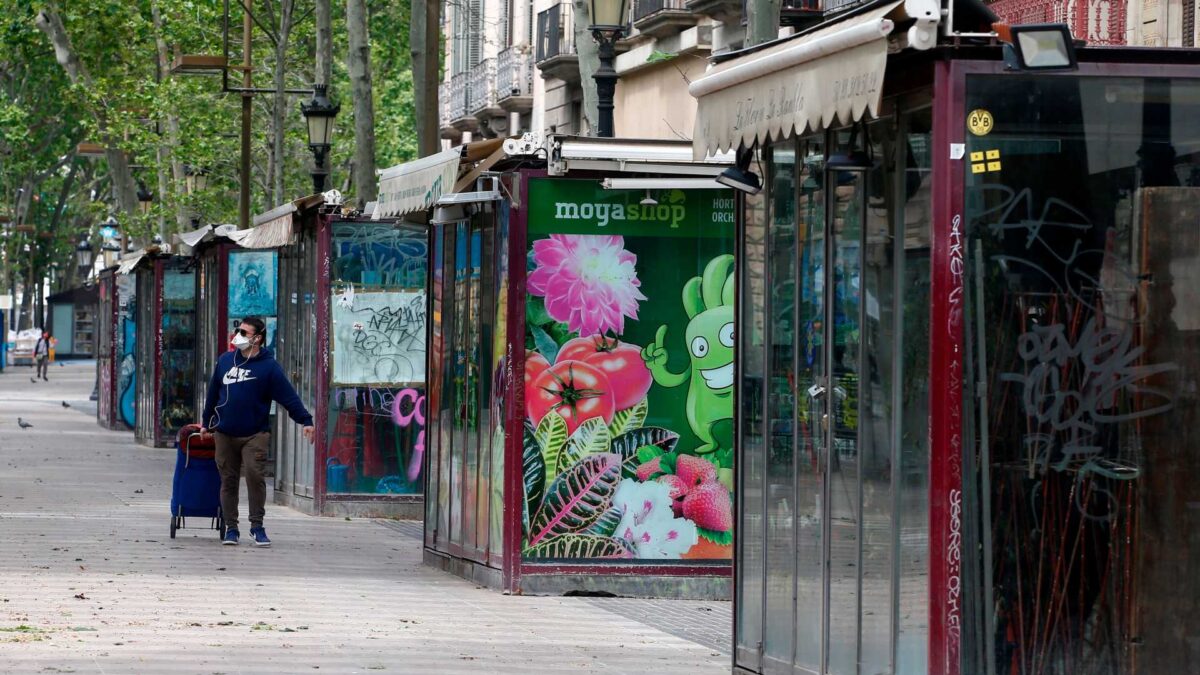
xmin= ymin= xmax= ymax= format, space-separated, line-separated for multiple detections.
xmin=184 ymin=166 xmax=208 ymax=227
xmin=75 ymin=238 xmax=94 ymax=276
xmin=137 ymin=182 xmax=154 ymax=216
xmin=301 ymin=84 xmax=341 ymax=194
xmin=587 ymin=0 xmax=629 ymax=138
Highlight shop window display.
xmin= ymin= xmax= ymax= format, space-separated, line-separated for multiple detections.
xmin=326 ymin=222 xmax=428 ymax=495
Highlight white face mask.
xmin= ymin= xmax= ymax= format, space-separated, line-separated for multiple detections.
xmin=232 ymin=333 xmax=252 ymax=349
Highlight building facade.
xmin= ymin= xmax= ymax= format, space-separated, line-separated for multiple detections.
xmin=438 ymin=0 xmax=827 ymax=142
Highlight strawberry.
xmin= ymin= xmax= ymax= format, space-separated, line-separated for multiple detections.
xmin=682 ymin=482 xmax=733 ymax=532
xmin=636 ymin=456 xmax=664 ymax=482
xmin=658 ymin=474 xmax=689 ymax=517
xmin=657 ymin=474 xmax=688 ymax=501
xmin=676 ymin=454 xmax=718 ymax=487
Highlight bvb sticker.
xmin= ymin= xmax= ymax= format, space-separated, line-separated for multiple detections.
xmin=968 ymin=109 xmax=994 ymax=137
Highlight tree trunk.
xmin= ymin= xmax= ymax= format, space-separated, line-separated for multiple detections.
xmin=151 ymin=0 xmax=188 ymax=234
xmin=347 ymin=0 xmax=377 ymax=202
xmin=34 ymin=7 xmax=140 ymax=216
xmin=271 ymin=0 xmax=296 ymax=204
xmin=411 ymin=0 xmax=441 ymax=157
xmin=570 ymin=0 xmax=600 ymax=134
xmin=316 ymin=0 xmax=332 ymax=87
xmin=747 ymin=0 xmax=782 ymax=46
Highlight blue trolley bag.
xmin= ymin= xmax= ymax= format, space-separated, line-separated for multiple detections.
xmin=169 ymin=424 xmax=225 ymax=539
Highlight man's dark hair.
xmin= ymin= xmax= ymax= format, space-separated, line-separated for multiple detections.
xmin=241 ymin=316 xmax=267 ymax=345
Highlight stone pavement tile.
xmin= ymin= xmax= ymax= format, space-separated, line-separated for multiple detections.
xmin=0 ymin=364 xmax=730 ymax=674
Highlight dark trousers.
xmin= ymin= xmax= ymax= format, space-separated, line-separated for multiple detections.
xmin=213 ymin=431 xmax=269 ymax=531
xmin=35 ymin=356 xmax=48 ymax=379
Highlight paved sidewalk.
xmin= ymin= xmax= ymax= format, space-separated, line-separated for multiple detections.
xmin=0 ymin=363 xmax=730 ymax=674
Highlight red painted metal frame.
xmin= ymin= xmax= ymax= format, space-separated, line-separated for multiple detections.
xmin=929 ymin=58 xmax=966 ymax=675
xmin=313 ymin=213 xmax=332 ymax=513
xmin=503 ymin=174 xmax=532 ymax=593
xmin=153 ymin=260 xmax=166 ymax=446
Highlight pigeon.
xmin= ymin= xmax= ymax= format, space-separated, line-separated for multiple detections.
xmin=61 ymin=401 xmax=71 ymax=408
xmin=30 ymin=377 xmax=37 ymax=383
xmin=17 ymin=418 xmax=33 ymax=429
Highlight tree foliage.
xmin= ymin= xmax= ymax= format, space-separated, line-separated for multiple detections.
xmin=1 ymin=0 xmax=419 ymax=327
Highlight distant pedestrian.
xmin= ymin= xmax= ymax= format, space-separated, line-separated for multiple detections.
xmin=33 ymin=331 xmax=50 ymax=381
xmin=199 ymin=316 xmax=314 ymax=548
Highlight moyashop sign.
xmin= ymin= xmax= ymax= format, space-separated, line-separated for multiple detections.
xmin=531 ymin=179 xmax=735 ymax=236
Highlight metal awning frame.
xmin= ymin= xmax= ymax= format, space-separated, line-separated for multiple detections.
xmin=548 ymin=135 xmax=735 ymax=177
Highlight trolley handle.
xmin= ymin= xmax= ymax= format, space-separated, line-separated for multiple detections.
xmin=183 ymin=431 xmax=213 ymax=468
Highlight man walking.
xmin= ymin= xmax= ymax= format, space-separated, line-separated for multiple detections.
xmin=33 ymin=331 xmax=50 ymax=381
xmin=200 ymin=316 xmax=314 ymax=547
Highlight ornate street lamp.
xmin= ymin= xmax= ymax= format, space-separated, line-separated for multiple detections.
xmin=300 ymin=84 xmax=341 ymax=194
xmin=587 ymin=0 xmax=629 ymax=138
xmin=137 ymin=181 xmax=154 ymax=215
xmin=184 ymin=165 xmax=209 ymax=195
xmin=75 ymin=238 xmax=94 ymax=270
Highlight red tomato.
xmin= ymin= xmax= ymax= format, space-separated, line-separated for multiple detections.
xmin=555 ymin=336 xmax=652 ymax=411
xmin=527 ymin=360 xmax=615 ymax=434
xmin=524 ymin=353 xmax=551 ymax=418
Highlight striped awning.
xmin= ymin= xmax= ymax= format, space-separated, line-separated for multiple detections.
xmin=689 ymin=0 xmax=906 ymax=157
xmin=374 ymin=147 xmax=462 ymax=219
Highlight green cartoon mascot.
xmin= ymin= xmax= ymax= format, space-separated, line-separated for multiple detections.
xmin=641 ymin=253 xmax=735 ymax=462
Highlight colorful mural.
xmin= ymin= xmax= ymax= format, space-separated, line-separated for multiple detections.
xmin=227 ymin=250 xmax=277 ymax=317
xmin=116 ymin=275 xmax=137 ymax=429
xmin=326 ymin=222 xmax=428 ymax=495
xmin=522 ymin=180 xmax=735 ymax=561
xmin=227 ymin=250 xmax=279 ymax=352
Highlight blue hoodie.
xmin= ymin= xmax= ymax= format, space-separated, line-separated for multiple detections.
xmin=201 ymin=347 xmax=313 ymax=437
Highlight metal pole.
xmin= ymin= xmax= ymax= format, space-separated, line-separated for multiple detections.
xmin=239 ymin=6 xmax=252 ymax=230
xmin=592 ymin=30 xmax=618 ymax=138
xmin=311 ymin=146 xmax=329 ymax=195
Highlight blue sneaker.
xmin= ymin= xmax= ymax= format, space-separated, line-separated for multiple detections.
xmin=222 ymin=528 xmax=240 ymax=546
xmin=249 ymin=527 xmax=271 ymax=547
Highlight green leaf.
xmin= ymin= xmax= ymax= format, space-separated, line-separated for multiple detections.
xmin=531 ymin=325 xmax=560 ymax=363
xmin=528 ymin=453 xmax=622 ymax=546
xmin=535 ymin=413 xmax=570 ymax=484
xmin=523 ymin=534 xmax=631 ymax=559
xmin=611 ymin=427 xmax=680 ymax=477
xmin=636 ymin=444 xmax=665 ymax=464
xmin=522 ymin=421 xmax=546 ymax=528
xmin=527 ymin=295 xmax=552 ymax=326
xmin=646 ymin=50 xmax=677 ymax=64
xmin=583 ymin=506 xmax=624 ymax=538
xmin=697 ymin=526 xmax=734 ymax=546
xmin=556 ymin=417 xmax=612 ymax=474
xmin=547 ymin=321 xmax=576 ymax=348
xmin=607 ymin=398 xmax=648 ymax=437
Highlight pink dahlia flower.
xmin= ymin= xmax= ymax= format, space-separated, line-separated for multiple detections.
xmin=527 ymin=234 xmax=647 ymax=337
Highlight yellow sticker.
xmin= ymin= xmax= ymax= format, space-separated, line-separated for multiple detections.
xmin=971 ymin=163 xmax=986 ymax=174
xmin=986 ymin=149 xmax=1000 ymax=160
xmin=968 ymin=109 xmax=994 ymax=137
xmin=970 ymin=151 xmax=984 ymax=162
xmin=988 ymin=161 xmax=1002 ymax=171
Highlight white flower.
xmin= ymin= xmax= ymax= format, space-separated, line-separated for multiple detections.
xmin=612 ymin=479 xmax=698 ymax=559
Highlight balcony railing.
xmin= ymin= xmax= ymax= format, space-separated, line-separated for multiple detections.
xmin=633 ymin=0 xmax=688 ymax=22
xmin=438 ymin=81 xmax=451 ymax=129
xmin=468 ymin=58 xmax=497 ymax=115
xmin=496 ymin=46 xmax=533 ymax=101
xmin=536 ymin=2 xmax=576 ymax=63
xmin=448 ymin=72 xmax=469 ymax=122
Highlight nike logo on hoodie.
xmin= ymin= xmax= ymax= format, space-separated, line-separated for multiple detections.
xmin=222 ymin=367 xmax=258 ymax=385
